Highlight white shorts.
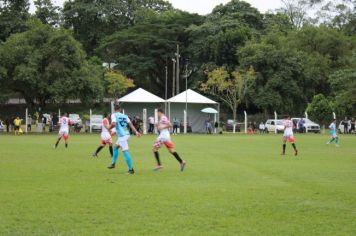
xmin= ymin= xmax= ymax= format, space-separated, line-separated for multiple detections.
xmin=115 ymin=135 xmax=130 ymax=151
xmin=101 ymin=133 xmax=112 ymax=145
xmin=58 ymin=130 xmax=69 ymax=139
xmin=283 ymin=131 xmax=293 ymax=138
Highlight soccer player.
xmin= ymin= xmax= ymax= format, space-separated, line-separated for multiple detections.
xmin=152 ymin=109 xmax=186 ymax=171
xmin=14 ymin=116 xmax=22 ymax=135
xmin=282 ymin=116 xmax=298 ymax=156
xmin=54 ymin=112 xmax=72 ymax=149
xmin=92 ymin=113 xmax=113 ymax=158
xmin=327 ymin=119 xmax=339 ymax=147
xmin=107 ymin=104 xmax=141 ymax=175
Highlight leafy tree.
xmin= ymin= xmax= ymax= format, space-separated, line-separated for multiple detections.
xmin=0 ymin=19 xmax=103 ymax=108
xmin=306 ymin=94 xmax=334 ymax=125
xmin=34 ymin=0 xmax=61 ymax=26
xmin=279 ymin=0 xmax=309 ymax=28
xmin=201 ymin=67 xmax=255 ymax=123
xmin=104 ymin=70 xmax=135 ymax=99
xmin=0 ymin=0 xmax=30 ymax=41
xmin=62 ymin=0 xmax=172 ymax=54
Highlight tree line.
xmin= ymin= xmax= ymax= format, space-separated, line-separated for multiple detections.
xmin=0 ymin=0 xmax=355 ymax=123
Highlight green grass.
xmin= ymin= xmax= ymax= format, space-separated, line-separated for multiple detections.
xmin=0 ymin=133 xmax=355 ymax=235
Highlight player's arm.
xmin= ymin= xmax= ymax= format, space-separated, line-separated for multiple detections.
xmin=128 ymin=121 xmax=141 ymax=137
xmin=160 ymin=120 xmax=172 ymax=130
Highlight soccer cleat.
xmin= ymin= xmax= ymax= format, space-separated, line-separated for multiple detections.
xmin=92 ymin=153 xmax=98 ymax=158
xmin=295 ymin=150 xmax=298 ymax=156
xmin=107 ymin=164 xmax=115 ymax=169
xmin=281 ymin=152 xmax=285 ymax=156
xmin=153 ymin=165 xmax=163 ymax=171
xmin=180 ymin=161 xmax=186 ymax=172
xmin=127 ymin=169 xmax=135 ymax=175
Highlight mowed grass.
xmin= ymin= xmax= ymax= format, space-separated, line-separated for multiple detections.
xmin=0 ymin=133 xmax=355 ymax=235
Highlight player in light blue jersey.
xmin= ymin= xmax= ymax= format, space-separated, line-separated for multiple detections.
xmin=107 ymin=104 xmax=141 ymax=174
xmin=327 ymin=119 xmax=339 ymax=147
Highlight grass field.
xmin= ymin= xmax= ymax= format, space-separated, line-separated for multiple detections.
xmin=0 ymin=133 xmax=355 ymax=235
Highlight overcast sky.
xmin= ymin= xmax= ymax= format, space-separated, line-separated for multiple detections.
xmin=30 ymin=0 xmax=284 ymax=14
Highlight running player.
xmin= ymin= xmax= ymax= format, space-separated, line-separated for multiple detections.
xmin=327 ymin=119 xmax=339 ymax=147
xmin=282 ymin=116 xmax=298 ymax=156
xmin=92 ymin=113 xmax=113 ymax=158
xmin=152 ymin=109 xmax=186 ymax=171
xmin=54 ymin=112 xmax=72 ymax=149
xmin=107 ymin=104 xmax=141 ymax=174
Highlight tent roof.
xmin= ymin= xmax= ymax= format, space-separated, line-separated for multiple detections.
xmin=167 ymin=89 xmax=217 ymax=104
xmin=118 ymin=88 xmax=165 ymax=103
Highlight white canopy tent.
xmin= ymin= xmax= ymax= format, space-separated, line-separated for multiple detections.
xmin=113 ymin=88 xmax=165 ymax=134
xmin=167 ymin=89 xmax=219 ymax=133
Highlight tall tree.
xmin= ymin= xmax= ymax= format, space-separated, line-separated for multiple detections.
xmin=0 ymin=0 xmax=30 ymax=41
xmin=0 ymin=19 xmax=103 ymax=108
xmin=34 ymin=0 xmax=61 ymax=26
xmin=104 ymin=70 xmax=135 ymax=99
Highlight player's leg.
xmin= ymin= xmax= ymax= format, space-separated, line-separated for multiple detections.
xmin=120 ymin=136 xmax=134 ymax=174
xmin=108 ymin=144 xmax=113 ymax=158
xmin=335 ymin=135 xmax=340 ymax=146
xmin=108 ymin=143 xmax=119 ymax=169
xmin=289 ymin=137 xmax=298 ymax=156
xmin=282 ymin=137 xmax=287 ymax=155
xmin=166 ymin=142 xmax=186 ymax=171
xmin=54 ymin=132 xmax=63 ymax=148
xmin=152 ymin=140 xmax=163 ymax=171
xmin=93 ymin=141 xmax=105 ymax=157
xmin=63 ymin=133 xmax=69 ymax=148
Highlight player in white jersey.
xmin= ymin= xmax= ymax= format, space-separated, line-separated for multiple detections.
xmin=107 ymin=104 xmax=141 ymax=174
xmin=152 ymin=109 xmax=186 ymax=171
xmin=54 ymin=112 xmax=72 ymax=149
xmin=282 ymin=116 xmax=298 ymax=156
xmin=92 ymin=113 xmax=114 ymax=158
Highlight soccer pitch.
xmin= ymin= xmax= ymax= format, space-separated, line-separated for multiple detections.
xmin=0 ymin=134 xmax=355 ymax=235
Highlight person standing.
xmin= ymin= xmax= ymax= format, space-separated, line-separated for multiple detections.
xmin=350 ymin=118 xmax=355 ymax=134
xmin=327 ymin=119 xmax=339 ymax=147
xmin=148 ymin=116 xmax=155 ymax=133
xmin=259 ymin=122 xmax=265 ymax=134
xmin=107 ymin=104 xmax=141 ymax=175
xmin=92 ymin=113 xmax=113 ymax=158
xmin=13 ymin=117 xmax=22 ymax=135
xmin=342 ymin=117 xmax=349 ymax=134
xmin=282 ymin=116 xmax=298 ymax=156
xmin=152 ymin=109 xmax=186 ymax=171
xmin=54 ymin=112 xmax=72 ymax=149
xmin=173 ymin=117 xmax=179 ymax=135
xmin=5 ymin=117 xmax=10 ymax=133
xmin=27 ymin=115 xmax=32 ymax=132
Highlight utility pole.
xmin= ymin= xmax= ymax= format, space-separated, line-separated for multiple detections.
xmin=172 ymin=58 xmax=176 ymax=97
xmin=175 ymin=44 xmax=180 ymax=94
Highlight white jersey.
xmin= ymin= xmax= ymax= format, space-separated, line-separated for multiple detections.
xmin=158 ymin=115 xmax=171 ymax=141
xmin=101 ymin=118 xmax=110 ymax=136
xmin=59 ymin=117 xmax=71 ymax=133
xmin=283 ymin=119 xmax=294 ymax=137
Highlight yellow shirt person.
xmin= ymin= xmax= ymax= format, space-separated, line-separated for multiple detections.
xmin=14 ymin=117 xmax=22 ymax=135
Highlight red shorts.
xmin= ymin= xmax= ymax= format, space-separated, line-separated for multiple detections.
xmin=154 ymin=140 xmax=174 ymax=149
xmin=101 ymin=138 xmax=112 ymax=145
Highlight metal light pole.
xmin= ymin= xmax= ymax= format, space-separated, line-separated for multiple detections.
xmin=172 ymin=58 xmax=176 ymax=97
xmin=175 ymin=44 xmax=180 ymax=95
xmin=184 ymin=60 xmax=188 ymax=134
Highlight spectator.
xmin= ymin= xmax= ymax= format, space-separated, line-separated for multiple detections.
xmin=205 ymin=119 xmax=212 ymax=134
xmin=350 ymin=118 xmax=355 ymax=134
xmin=27 ymin=115 xmax=32 ymax=132
xmin=148 ymin=116 xmax=154 ymax=133
xmin=247 ymin=122 xmax=253 ymax=134
xmin=5 ymin=117 xmax=10 ymax=133
xmin=0 ymin=118 xmax=4 ymax=131
xmin=342 ymin=117 xmax=349 ymax=134
xmin=298 ymin=118 xmax=305 ymax=133
xmin=14 ymin=116 xmax=22 ymax=135
xmin=173 ymin=117 xmax=179 ymax=135
xmin=42 ymin=114 xmax=47 ymax=132
xmin=52 ymin=114 xmax=59 ymax=130
xmin=259 ymin=122 xmax=265 ymax=134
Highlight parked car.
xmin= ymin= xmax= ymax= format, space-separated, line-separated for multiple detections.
xmin=264 ymin=119 xmax=284 ymax=133
xmin=292 ymin=118 xmax=320 ymax=133
xmin=225 ymin=119 xmax=241 ymax=132
xmin=89 ymin=115 xmax=103 ymax=132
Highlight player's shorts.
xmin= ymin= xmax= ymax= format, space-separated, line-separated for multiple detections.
xmin=154 ymin=137 xmax=174 ymax=149
xmin=58 ymin=130 xmax=69 ymax=140
xmin=101 ymin=133 xmax=112 ymax=145
xmin=330 ymin=132 xmax=338 ymax=138
xmin=283 ymin=134 xmax=295 ymax=143
xmin=14 ymin=125 xmax=20 ymax=131
xmin=115 ymin=135 xmax=130 ymax=151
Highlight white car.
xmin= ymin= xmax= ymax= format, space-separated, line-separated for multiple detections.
xmin=69 ymin=114 xmax=82 ymax=126
xmin=90 ymin=115 xmax=103 ymax=132
xmin=292 ymin=118 xmax=320 ymax=133
xmin=265 ymin=119 xmax=284 ymax=133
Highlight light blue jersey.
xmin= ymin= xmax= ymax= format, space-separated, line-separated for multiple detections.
xmin=111 ymin=112 xmax=130 ymax=137
xmin=329 ymin=122 xmax=337 ymax=136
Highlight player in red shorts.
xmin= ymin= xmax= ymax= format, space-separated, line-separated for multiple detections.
xmin=54 ymin=112 xmax=72 ymax=149
xmin=152 ymin=109 xmax=186 ymax=171
xmin=92 ymin=113 xmax=115 ymax=158
xmin=282 ymin=116 xmax=298 ymax=156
